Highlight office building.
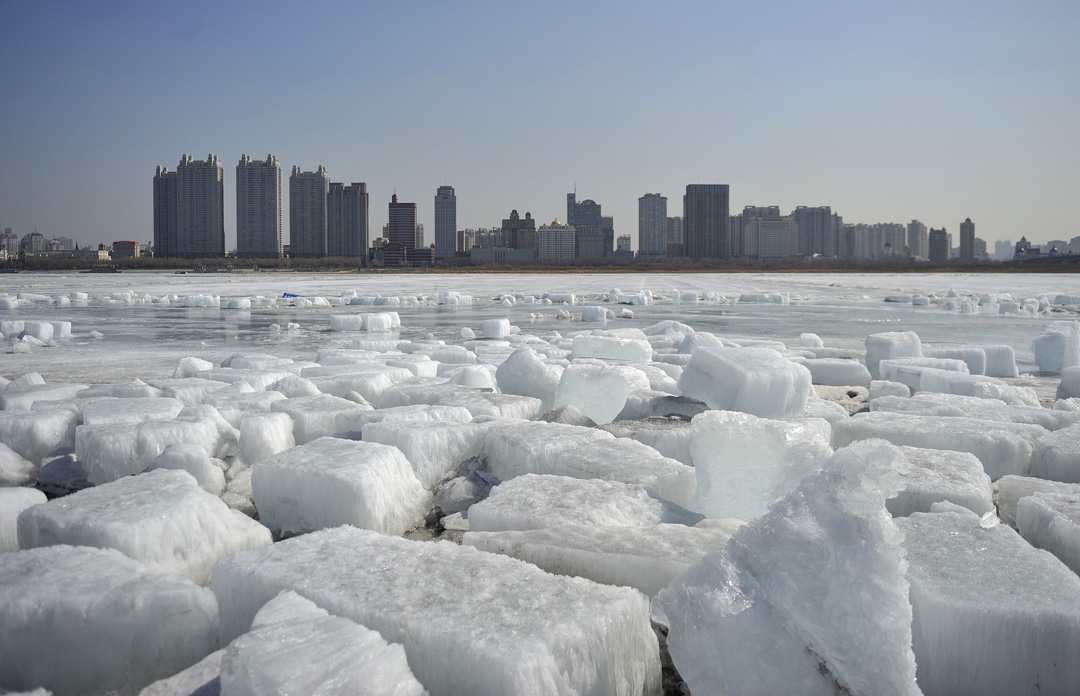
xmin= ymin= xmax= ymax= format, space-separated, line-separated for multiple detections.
xmin=434 ymin=186 xmax=456 ymax=259
xmin=928 ymin=228 xmax=950 ymax=262
xmin=741 ymin=208 xmax=799 ymax=259
xmin=112 ymin=240 xmax=140 ymax=259
xmin=327 ymin=182 xmax=368 ymax=259
xmin=907 ymin=220 xmax=928 ymax=259
xmin=567 ymin=193 xmax=610 ymax=257
xmin=537 ymin=219 xmax=576 ymax=262
xmin=236 ymin=154 xmax=282 ymax=259
xmin=666 ymin=216 xmax=683 ymax=257
xmin=289 ymin=166 xmax=329 ymax=257
xmin=155 ymin=155 xmax=225 ymax=259
xmin=683 ymin=184 xmax=730 ymax=259
xmin=959 ymin=218 xmax=975 ymax=260
xmin=386 ymin=194 xmax=425 ymax=266
xmin=501 ymin=210 xmax=536 ymax=252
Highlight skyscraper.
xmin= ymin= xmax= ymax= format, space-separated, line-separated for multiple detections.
xmin=385 ymin=194 xmax=419 ymax=265
xmin=928 ymin=228 xmax=950 ymax=262
xmin=793 ymin=206 xmax=836 ymax=257
xmin=236 ymin=154 xmax=282 ymax=259
xmin=154 ymin=154 xmax=225 ymax=259
xmin=637 ymin=193 xmax=668 ymax=258
xmin=500 ymin=210 xmax=536 ymax=252
xmin=153 ymin=165 xmax=177 ymax=258
xmin=289 ymin=166 xmax=329 ymax=258
xmin=567 ymin=194 xmax=608 ymax=258
xmin=434 ymin=186 xmax=457 ymax=259
xmin=666 ymin=216 xmax=683 ymax=257
xmin=959 ymin=218 xmax=975 ymax=259
xmin=907 ymin=220 xmax=928 ymax=259
xmin=683 ymin=184 xmax=730 ymax=259
xmin=327 ymin=182 xmax=369 ymax=259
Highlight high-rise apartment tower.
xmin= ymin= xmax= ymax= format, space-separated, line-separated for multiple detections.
xmin=434 ymin=186 xmax=457 ymax=259
xmin=236 ymin=154 xmax=282 ymax=259
xmin=289 ymin=166 xmax=329 ymax=258
xmin=683 ymin=184 xmax=730 ymax=259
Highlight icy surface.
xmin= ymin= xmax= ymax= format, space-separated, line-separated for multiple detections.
xmin=654 ymin=440 xmax=918 ymax=696
xmin=468 ymin=474 xmax=702 ymax=532
xmin=252 ymin=437 xmax=431 ymax=536
xmin=897 ymin=511 xmax=1080 ymax=696
xmin=237 ymin=412 xmax=295 ymax=466
xmin=1017 ymin=492 xmax=1080 ymax=577
xmin=219 ymin=591 xmax=426 ymax=696
xmin=360 ymin=420 xmax=490 ymax=489
xmin=379 ymin=383 xmax=543 ymax=420
xmin=886 ymin=446 xmax=994 ymax=517
xmin=76 ymin=413 xmax=226 ymax=484
xmin=995 ymin=475 xmax=1080 ymax=528
xmin=600 ymin=417 xmax=695 ymax=466
xmin=481 ymin=419 xmax=614 ymax=480
xmin=677 ymin=346 xmax=812 ymax=418
xmin=1032 ymin=320 xmax=1080 ymax=373
xmin=81 ymin=396 xmax=184 ymax=427
xmin=149 ymin=443 xmax=226 ymax=495
xmin=1032 ymin=424 xmax=1080 ymax=482
xmin=0 ymin=487 xmax=46 ymax=553
xmin=690 ymin=410 xmax=833 ymax=520
xmin=835 ymin=412 xmax=1047 ymax=480
xmin=463 ymin=522 xmax=738 ymax=596
xmin=0 ymin=410 xmax=76 ymax=464
xmin=494 ymin=347 xmax=562 ymax=411
xmin=797 ymin=357 xmax=872 ymax=387
xmin=553 ymin=362 xmax=651 ymax=424
xmin=17 ymin=469 xmax=271 ymax=584
xmin=0 ymin=545 xmax=219 ymax=696
xmin=269 ymin=394 xmax=372 ymax=444
xmin=0 ymin=442 xmax=36 ymax=487
xmin=570 ymin=334 xmax=653 ymax=362
xmin=211 ymin=526 xmax=661 ymax=695
xmin=865 ymin=331 xmax=922 ymax=380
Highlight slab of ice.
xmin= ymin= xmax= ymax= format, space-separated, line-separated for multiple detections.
xmin=1032 ymin=320 xmax=1080 ymax=373
xmin=614 ymin=390 xmax=706 ymax=421
xmin=886 ymin=446 xmax=994 ymax=517
xmin=482 ymin=317 xmax=511 ymax=339
xmin=252 ymin=437 xmax=430 ymax=536
xmin=495 ymin=347 xmax=564 ymax=411
xmin=570 ymin=334 xmax=653 ymax=362
xmin=149 ymin=443 xmax=226 ymax=495
xmin=149 ymin=377 xmax=231 ymax=406
xmin=0 ymin=442 xmax=36 ymax=487
xmin=219 ymin=591 xmax=426 ymax=696
xmin=1032 ymin=424 xmax=1080 ymax=482
xmin=676 ymin=331 xmax=730 ymax=354
xmin=379 ymin=383 xmax=542 ymax=420
xmin=678 ymin=346 xmax=812 ymax=418
xmin=0 ymin=410 xmax=76 ymax=464
xmin=982 ymin=344 xmax=1019 ymax=378
xmin=923 ymin=346 xmax=986 ymax=375
xmin=1056 ymin=366 xmax=1080 ymax=401
xmin=464 ymin=522 xmax=736 ymax=597
xmin=361 ymin=420 xmax=490 ymax=489
xmin=482 ymin=419 xmax=613 ymax=478
xmin=0 ymin=488 xmax=46 ymax=553
xmin=0 ymin=383 xmax=89 ymax=412
xmin=0 ymin=545 xmax=219 ymax=696
xmin=655 ymin=440 xmax=918 ymax=696
xmin=1017 ymin=492 xmax=1080 ymax=577
xmin=897 ymin=511 xmax=1080 ymax=696
xmin=76 ymin=413 xmax=226 ymax=485
xmin=835 ymin=412 xmax=1046 ymax=480
xmin=237 ymin=412 xmax=295 ymax=466
xmin=865 ymin=331 xmax=922 ymax=380
xmin=994 ymin=475 xmax=1080 ymax=528
xmin=212 ymin=526 xmax=659 ymax=695
xmin=690 ymin=410 xmax=833 ymax=520
xmin=796 ymin=357 xmax=872 ymax=387
xmin=82 ymin=396 xmax=184 ymax=427
xmin=876 ymin=392 xmax=1080 ymax=430
xmin=269 ymin=394 xmax=372 ymax=444
xmin=196 ymin=368 xmax=295 ymax=392
xmin=18 ymin=469 xmax=270 ymax=584
xmin=552 ymin=362 xmax=650 ymax=424
xmin=600 ymin=417 xmax=695 ymax=467
xmin=468 ymin=474 xmax=702 ymax=532
xmin=173 ymin=357 xmax=215 ymax=378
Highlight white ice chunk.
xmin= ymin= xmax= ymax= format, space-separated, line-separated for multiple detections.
xmin=570 ymin=334 xmax=653 ymax=362
xmin=219 ymin=591 xmax=426 ymax=696
xmin=211 ymin=526 xmax=659 ymax=695
xmin=0 ymin=545 xmax=219 ymax=696
xmin=1056 ymin=366 xmax=1080 ymax=401
xmin=553 ymin=362 xmax=651 ymax=424
xmin=238 ymin=412 xmax=295 ymax=466
xmin=869 ymin=379 xmax=911 ymax=401
xmin=0 ymin=488 xmax=46 ymax=553
xmin=655 ymin=440 xmax=918 ymax=696
xmin=995 ymin=475 xmax=1080 ymax=528
xmin=690 ymin=410 xmax=833 ymax=520
xmin=0 ymin=442 xmax=36 ymax=487
xmin=1032 ymin=320 xmax=1080 ymax=373
xmin=252 ymin=437 xmax=431 ymax=536
xmin=982 ymin=344 xmax=1019 ymax=378
xmin=897 ymin=511 xmax=1080 ymax=696
xmin=1032 ymin=424 xmax=1080 ymax=482
xmin=835 ymin=411 xmax=1047 ymax=480
xmin=797 ymin=358 xmax=872 ymax=387
xmin=886 ymin=446 xmax=994 ymax=517
xmin=149 ymin=377 xmax=231 ymax=406
xmin=482 ymin=318 xmax=511 ymax=338
xmin=379 ymin=383 xmax=542 ymax=420
xmin=269 ymin=394 xmax=372 ymax=444
xmin=678 ymin=346 xmax=812 ymax=418
xmin=82 ymin=396 xmax=184 ymax=426
xmin=468 ymin=474 xmax=701 ymax=532
xmin=77 ymin=379 xmax=163 ymax=399
xmin=1017 ymin=492 xmax=1080 ymax=577
xmin=173 ymin=356 xmax=215 ymax=378
xmin=266 ymin=374 xmax=320 ymax=398
xmin=0 ymin=410 xmax=76 ymax=464
xmin=0 ymin=383 xmax=88 ymax=412
xmin=482 ymin=419 xmax=613 ymax=479
xmin=149 ymin=443 xmax=226 ymax=495
xmin=464 ymin=522 xmax=737 ymax=597
xmin=18 ymin=469 xmax=270 ymax=584
xmin=360 ymin=420 xmax=490 ymax=489
xmin=865 ymin=330 xmax=922 ymax=379
xmin=495 ymin=346 xmax=563 ymax=411
xmin=600 ymin=417 xmax=695 ymax=467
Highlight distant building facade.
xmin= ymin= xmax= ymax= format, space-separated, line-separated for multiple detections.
xmin=386 ymin=194 xmax=427 ymax=266
xmin=500 ymin=210 xmax=536 ymax=252
xmin=793 ymin=206 xmax=837 ymax=257
xmin=928 ymin=228 xmax=950 ymax=262
xmin=112 ymin=240 xmax=140 ymax=259
xmin=567 ymin=193 xmax=611 ymax=258
xmin=153 ymin=165 xmax=178 ymax=258
xmin=434 ymin=186 xmax=457 ymax=259
xmin=959 ymin=218 xmax=975 ymax=259
xmin=638 ymin=193 xmax=667 ymax=258
xmin=236 ymin=154 xmax=282 ymax=259
xmin=907 ymin=220 xmax=928 ymax=259
xmin=683 ymin=184 xmax=730 ymax=259
xmin=537 ymin=219 xmax=576 ymax=262
xmin=289 ymin=166 xmax=329 ymax=258
xmin=172 ymin=154 xmax=225 ymax=258
xmin=327 ymin=182 xmax=369 ymax=259
xmin=666 ymin=216 xmax=683 ymax=257
xmin=742 ymin=207 xmax=799 ymax=259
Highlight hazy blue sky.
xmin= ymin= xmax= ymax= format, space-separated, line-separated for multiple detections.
xmin=1 ymin=0 xmax=1077 ymax=250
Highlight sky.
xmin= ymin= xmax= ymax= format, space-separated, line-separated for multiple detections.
xmin=1 ymin=0 xmax=1078 ymax=251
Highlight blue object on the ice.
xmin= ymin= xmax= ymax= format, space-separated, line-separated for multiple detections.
xmin=282 ymin=292 xmax=298 ymax=298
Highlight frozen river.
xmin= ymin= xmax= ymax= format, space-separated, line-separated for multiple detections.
xmin=2 ymin=271 xmax=1077 ymax=390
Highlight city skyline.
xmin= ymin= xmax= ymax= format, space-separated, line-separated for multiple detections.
xmin=2 ymin=2 xmax=1078 ymax=250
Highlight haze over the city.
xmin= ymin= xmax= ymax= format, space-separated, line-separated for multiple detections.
xmin=1 ymin=0 xmax=1077 ymax=251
